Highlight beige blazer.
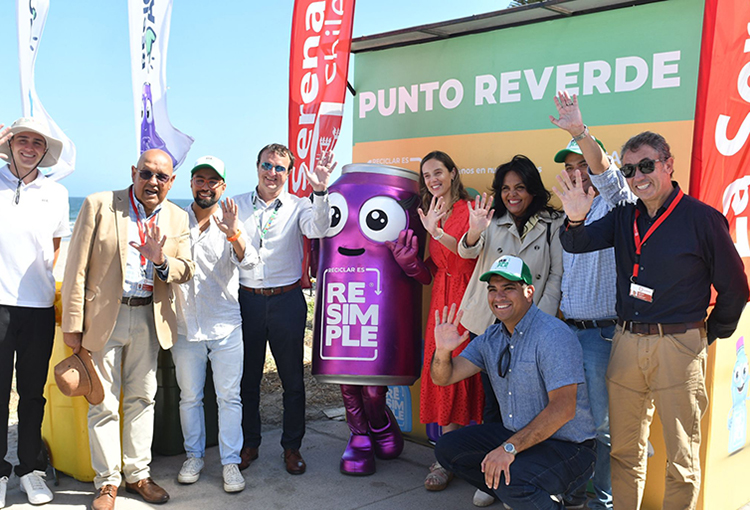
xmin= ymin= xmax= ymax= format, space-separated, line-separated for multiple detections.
xmin=61 ymin=188 xmax=194 ymax=352
xmin=458 ymin=210 xmax=565 ymax=335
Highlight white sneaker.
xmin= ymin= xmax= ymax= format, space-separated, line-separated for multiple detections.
xmin=0 ymin=476 xmax=7 ymax=508
xmin=19 ymin=470 xmax=53 ymax=505
xmin=222 ymin=464 xmax=245 ymax=493
xmin=177 ymin=457 xmax=204 ymax=484
xmin=473 ymin=488 xmax=495 ymax=507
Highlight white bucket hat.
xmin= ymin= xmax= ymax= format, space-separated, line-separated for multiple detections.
xmin=0 ymin=117 xmax=63 ymax=168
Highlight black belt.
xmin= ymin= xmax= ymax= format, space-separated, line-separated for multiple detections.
xmin=240 ymin=280 xmax=301 ymax=296
xmin=121 ymin=295 xmax=153 ymax=307
xmin=618 ymin=320 xmax=705 ymax=336
xmin=565 ymin=319 xmax=617 ymax=330
xmin=580 ymin=438 xmax=597 ymax=448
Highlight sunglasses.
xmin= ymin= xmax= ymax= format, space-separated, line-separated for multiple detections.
xmin=498 ymin=343 xmax=512 ymax=378
xmin=191 ymin=176 xmax=224 ymax=189
xmin=138 ymin=169 xmax=172 ymax=184
xmin=619 ymin=158 xmax=663 ymax=179
xmin=260 ymin=161 xmax=288 ymax=173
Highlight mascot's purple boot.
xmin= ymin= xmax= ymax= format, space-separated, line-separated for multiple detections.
xmin=340 ymin=385 xmax=404 ymax=475
xmin=340 ymin=385 xmax=375 ymax=475
xmin=363 ymin=385 xmax=404 ymax=460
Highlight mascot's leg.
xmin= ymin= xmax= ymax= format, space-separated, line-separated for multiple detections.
xmin=362 ymin=385 xmax=403 ymax=460
xmin=340 ymin=384 xmax=375 ymax=475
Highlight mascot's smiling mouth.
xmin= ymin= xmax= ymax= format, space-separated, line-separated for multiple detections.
xmin=338 ymin=247 xmax=366 ymax=257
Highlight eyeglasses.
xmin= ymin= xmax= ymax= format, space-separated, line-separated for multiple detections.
xmin=260 ymin=161 xmax=288 ymax=173
xmin=498 ymin=344 xmax=512 ymax=378
xmin=619 ymin=158 xmax=662 ymax=179
xmin=138 ymin=169 xmax=171 ymax=184
xmin=191 ymin=176 xmax=224 ymax=189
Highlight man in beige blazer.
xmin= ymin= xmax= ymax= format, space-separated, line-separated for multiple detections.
xmin=62 ymin=149 xmax=194 ymax=510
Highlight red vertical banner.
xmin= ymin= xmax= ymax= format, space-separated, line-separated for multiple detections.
xmin=690 ymin=0 xmax=750 ymax=288
xmin=289 ymin=0 xmax=355 ymax=287
xmin=289 ymin=0 xmax=355 ymax=195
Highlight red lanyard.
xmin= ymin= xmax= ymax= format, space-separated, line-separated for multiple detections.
xmin=632 ymin=189 xmax=683 ymax=279
xmin=129 ymin=188 xmax=157 ymax=268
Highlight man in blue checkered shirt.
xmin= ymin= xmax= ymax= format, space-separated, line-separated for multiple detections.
xmin=549 ymin=91 xmax=635 ymax=510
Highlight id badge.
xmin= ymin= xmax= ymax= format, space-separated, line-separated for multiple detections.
xmin=629 ymin=282 xmax=654 ymax=303
xmin=254 ymin=261 xmax=265 ymax=280
xmin=137 ymin=278 xmax=154 ymax=292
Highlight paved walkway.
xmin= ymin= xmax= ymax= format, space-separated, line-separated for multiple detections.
xmin=4 ymin=418 xmax=750 ymax=509
xmin=2 ymin=419 xmax=476 ymax=509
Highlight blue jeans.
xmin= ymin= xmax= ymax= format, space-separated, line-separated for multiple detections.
xmin=172 ymin=328 xmax=244 ymax=465
xmin=436 ymin=422 xmax=596 ymax=509
xmin=567 ymin=324 xmax=614 ymax=510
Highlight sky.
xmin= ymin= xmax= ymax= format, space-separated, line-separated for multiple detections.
xmin=0 ymin=1 xmax=511 ymax=199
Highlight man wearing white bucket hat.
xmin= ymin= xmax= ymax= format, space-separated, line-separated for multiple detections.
xmin=0 ymin=118 xmax=70 ymax=507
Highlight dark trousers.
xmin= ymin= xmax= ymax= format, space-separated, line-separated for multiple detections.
xmin=436 ymin=422 xmax=596 ymax=510
xmin=0 ymin=305 xmax=55 ymax=478
xmin=239 ymin=287 xmax=307 ymax=450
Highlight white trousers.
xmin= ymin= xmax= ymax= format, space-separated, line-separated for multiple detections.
xmin=88 ymin=303 xmax=159 ymax=488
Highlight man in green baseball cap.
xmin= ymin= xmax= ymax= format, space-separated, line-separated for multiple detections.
xmin=549 ymin=92 xmax=635 ymax=510
xmin=430 ymin=253 xmax=597 ymax=508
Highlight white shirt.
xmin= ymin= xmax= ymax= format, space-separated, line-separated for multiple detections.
xmin=176 ymin=204 xmax=258 ymax=341
xmin=0 ymin=164 xmax=70 ymax=307
xmin=234 ymin=189 xmax=329 ymax=288
xmin=122 ymin=187 xmax=161 ymax=298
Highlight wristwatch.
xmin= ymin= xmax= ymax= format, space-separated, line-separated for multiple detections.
xmin=501 ymin=442 xmax=517 ymax=456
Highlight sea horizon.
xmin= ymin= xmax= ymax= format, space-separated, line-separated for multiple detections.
xmin=67 ymin=196 xmax=194 ymax=237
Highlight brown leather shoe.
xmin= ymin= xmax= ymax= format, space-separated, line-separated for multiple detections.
xmin=125 ymin=477 xmax=169 ymax=504
xmin=239 ymin=447 xmax=259 ymax=471
xmin=283 ymin=449 xmax=306 ymax=475
xmin=91 ymin=484 xmax=117 ymax=510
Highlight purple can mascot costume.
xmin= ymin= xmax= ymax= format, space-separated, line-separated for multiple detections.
xmin=312 ymin=164 xmax=431 ymax=475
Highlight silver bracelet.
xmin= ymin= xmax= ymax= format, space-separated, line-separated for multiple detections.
xmin=431 ymin=228 xmax=445 ymax=241
xmin=572 ymin=125 xmax=588 ymax=142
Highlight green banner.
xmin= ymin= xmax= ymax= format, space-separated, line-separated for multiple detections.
xmin=353 ymin=0 xmax=704 ymax=144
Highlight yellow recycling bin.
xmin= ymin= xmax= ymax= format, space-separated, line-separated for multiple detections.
xmin=41 ymin=325 xmax=97 ymax=482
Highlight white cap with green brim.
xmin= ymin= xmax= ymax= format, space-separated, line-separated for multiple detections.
xmin=480 ymin=255 xmax=533 ymax=285
xmin=190 ymin=155 xmax=226 ymax=180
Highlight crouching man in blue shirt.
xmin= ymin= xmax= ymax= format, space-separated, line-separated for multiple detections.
xmin=433 ymin=255 xmax=597 ymax=510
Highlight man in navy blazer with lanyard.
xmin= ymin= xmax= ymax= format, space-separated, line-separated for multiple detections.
xmin=234 ymin=144 xmax=335 ymax=475
xmin=555 ymin=128 xmax=748 ymax=510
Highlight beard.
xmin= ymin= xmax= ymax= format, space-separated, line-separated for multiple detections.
xmin=194 ymin=194 xmax=219 ymax=209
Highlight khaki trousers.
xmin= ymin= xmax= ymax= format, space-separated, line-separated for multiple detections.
xmin=88 ymin=303 xmax=159 ymax=488
xmin=606 ymin=326 xmax=708 ymax=510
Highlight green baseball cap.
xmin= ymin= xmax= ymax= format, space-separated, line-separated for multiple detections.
xmin=190 ymin=155 xmax=226 ymax=180
xmin=554 ymin=137 xmax=607 ymax=163
xmin=480 ymin=255 xmax=533 ymax=285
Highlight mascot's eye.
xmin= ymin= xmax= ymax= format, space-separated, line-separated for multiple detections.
xmin=326 ymin=192 xmax=348 ymax=237
xmin=359 ymin=196 xmax=406 ymax=243
xmin=145 ymin=99 xmax=153 ymax=121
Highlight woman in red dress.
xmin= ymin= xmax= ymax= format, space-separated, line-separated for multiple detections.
xmin=417 ymin=151 xmax=483 ymax=491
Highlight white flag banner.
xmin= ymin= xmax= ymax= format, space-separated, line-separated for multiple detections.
xmin=17 ymin=0 xmax=76 ymax=180
xmin=128 ymin=0 xmax=193 ymax=170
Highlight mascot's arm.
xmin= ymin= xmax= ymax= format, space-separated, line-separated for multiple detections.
xmin=385 ymin=229 xmax=432 ymax=286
